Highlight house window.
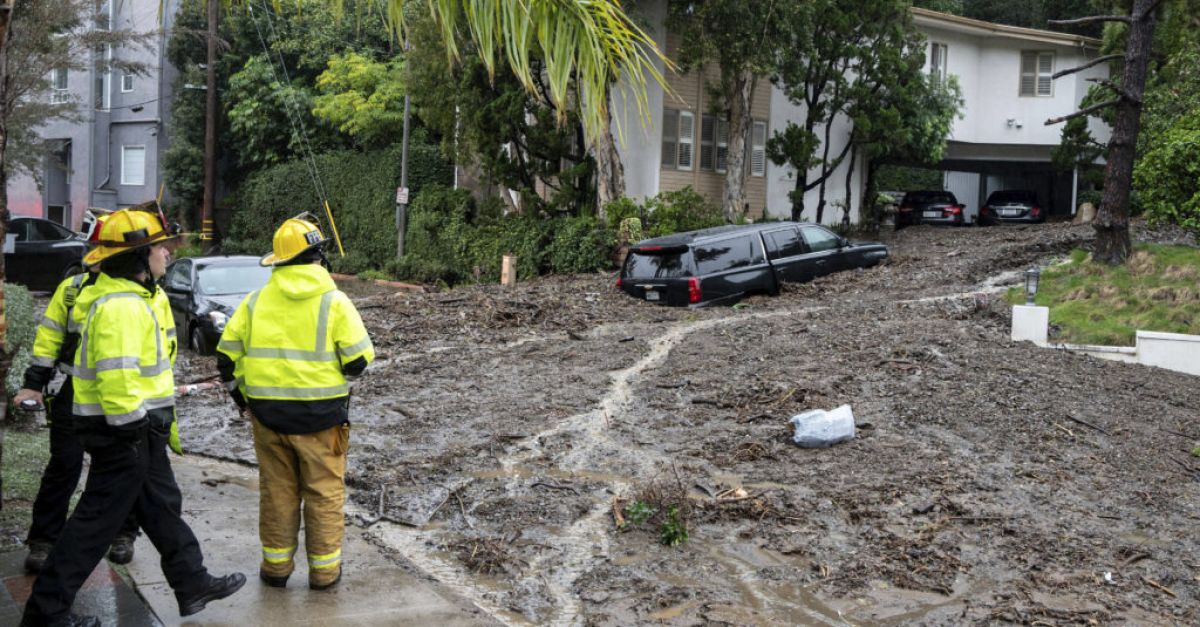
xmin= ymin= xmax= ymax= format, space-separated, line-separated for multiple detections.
xmin=750 ymin=120 xmax=767 ymax=177
xmin=660 ymin=109 xmax=695 ymax=171
xmin=121 ymin=73 xmax=133 ymax=92
xmin=121 ymin=145 xmax=145 ymax=186
xmin=699 ymin=115 xmax=730 ymax=173
xmin=47 ymin=205 xmax=68 ymax=225
xmin=51 ymin=68 xmax=69 ymax=103
xmin=930 ymin=43 xmax=948 ymax=83
xmin=1021 ymin=51 xmax=1054 ymax=97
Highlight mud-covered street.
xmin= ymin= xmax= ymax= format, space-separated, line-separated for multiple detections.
xmin=176 ymin=222 xmax=1200 ymax=626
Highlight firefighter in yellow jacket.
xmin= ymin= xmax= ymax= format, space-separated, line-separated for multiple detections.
xmin=217 ymin=213 xmax=373 ymax=590
xmin=13 ymin=213 xmax=143 ymax=574
xmin=23 ymin=207 xmax=245 ymax=627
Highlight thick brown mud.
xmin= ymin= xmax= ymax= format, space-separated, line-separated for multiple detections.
xmin=176 ymin=221 xmax=1200 ymax=626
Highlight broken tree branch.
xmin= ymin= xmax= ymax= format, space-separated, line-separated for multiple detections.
xmin=1046 ymin=98 xmax=1120 ymax=126
xmin=1141 ymin=576 xmax=1178 ymax=598
xmin=1065 ymin=414 xmax=1112 ymax=435
xmin=1049 ymin=15 xmax=1131 ymax=27
xmin=1052 ymin=54 xmax=1124 ymax=80
xmin=1086 ymin=77 xmax=1141 ymax=104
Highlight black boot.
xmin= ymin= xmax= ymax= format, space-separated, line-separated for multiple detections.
xmin=24 ymin=541 xmax=53 ymax=574
xmin=106 ymin=533 xmax=136 ymax=565
xmin=259 ymin=570 xmax=289 ymax=588
xmin=176 ymin=573 xmax=246 ymax=617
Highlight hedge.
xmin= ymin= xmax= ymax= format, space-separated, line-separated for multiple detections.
xmin=224 ymin=143 xmax=452 ymax=273
xmin=4 ymin=283 xmax=36 ymax=395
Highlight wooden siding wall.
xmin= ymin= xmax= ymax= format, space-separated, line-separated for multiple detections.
xmin=659 ymin=32 xmax=771 ymax=218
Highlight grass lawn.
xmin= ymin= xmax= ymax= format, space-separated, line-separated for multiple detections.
xmin=1 ymin=426 xmax=51 ymax=551
xmin=1006 ymin=244 xmax=1200 ymax=346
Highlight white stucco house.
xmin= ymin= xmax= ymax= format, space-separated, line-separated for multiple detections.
xmin=611 ymin=3 xmax=1112 ymax=225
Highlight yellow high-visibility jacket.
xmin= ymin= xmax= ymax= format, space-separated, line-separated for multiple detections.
xmin=28 ymin=272 xmax=91 ymax=374
xmin=217 ymin=264 xmax=373 ymax=434
xmin=70 ymin=273 xmax=178 ymax=429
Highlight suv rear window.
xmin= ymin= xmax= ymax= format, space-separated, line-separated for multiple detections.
xmin=623 ymin=251 xmax=693 ymax=279
xmin=904 ymin=191 xmax=956 ymax=204
xmin=987 ymin=190 xmax=1036 ymax=204
xmin=694 ymin=235 xmax=765 ymax=275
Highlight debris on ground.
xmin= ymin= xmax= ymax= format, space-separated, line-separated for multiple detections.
xmin=173 ymin=220 xmax=1200 ymax=625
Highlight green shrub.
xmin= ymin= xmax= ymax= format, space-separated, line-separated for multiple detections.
xmin=226 ymin=143 xmax=452 ymax=268
xmin=1135 ymin=116 xmax=1200 ymax=235
xmin=547 ymin=216 xmax=616 ymax=274
xmin=4 ymin=284 xmax=36 ymax=395
xmin=604 ymin=196 xmax=643 ymax=226
xmin=644 ymin=187 xmax=725 ymax=238
xmin=617 ymin=217 xmax=643 ymax=246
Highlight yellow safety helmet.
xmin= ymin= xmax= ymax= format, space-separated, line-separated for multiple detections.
xmin=83 ymin=202 xmax=176 ymax=266
xmin=261 ymin=213 xmax=328 ymax=267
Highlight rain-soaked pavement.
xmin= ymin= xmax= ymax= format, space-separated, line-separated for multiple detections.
xmin=126 ymin=455 xmax=494 ymax=626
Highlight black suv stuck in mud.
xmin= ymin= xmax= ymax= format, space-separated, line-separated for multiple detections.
xmin=618 ymin=222 xmax=888 ymax=307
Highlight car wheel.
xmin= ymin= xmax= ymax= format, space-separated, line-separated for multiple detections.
xmin=61 ymin=263 xmax=84 ymax=281
xmin=190 ymin=324 xmax=212 ymax=356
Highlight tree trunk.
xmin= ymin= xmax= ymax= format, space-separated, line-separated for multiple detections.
xmin=842 ymin=142 xmax=857 ymax=230
xmin=593 ymin=97 xmax=625 ymax=224
xmin=790 ymin=156 xmax=808 ymax=221
xmin=1094 ymin=0 xmax=1157 ymax=265
xmin=723 ymin=70 xmax=753 ymax=222
xmin=0 ymin=0 xmax=12 ymax=508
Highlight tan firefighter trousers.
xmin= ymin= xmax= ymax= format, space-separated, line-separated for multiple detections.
xmin=252 ymin=418 xmax=350 ymax=586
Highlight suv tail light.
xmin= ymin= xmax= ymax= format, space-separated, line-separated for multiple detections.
xmin=981 ymin=206 xmax=991 ymax=214
xmin=1031 ymin=206 xmax=1041 ymax=217
xmin=616 ymin=276 xmax=623 ymax=289
xmin=946 ymin=205 xmax=962 ymax=215
xmin=688 ymin=277 xmax=701 ymax=304
xmin=899 ymin=206 xmax=913 ymax=212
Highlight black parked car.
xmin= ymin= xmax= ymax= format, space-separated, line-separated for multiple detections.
xmin=978 ymin=189 xmax=1045 ymax=225
xmin=160 ymin=255 xmax=272 ymax=354
xmin=4 ymin=217 xmax=87 ymax=292
xmin=899 ymin=190 xmax=967 ymax=226
xmin=618 ymin=222 xmax=888 ymax=307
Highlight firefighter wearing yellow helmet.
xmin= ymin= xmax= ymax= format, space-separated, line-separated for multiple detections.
xmin=23 ymin=205 xmax=246 ymax=627
xmin=217 ymin=213 xmax=374 ymax=591
xmin=13 ymin=211 xmax=143 ymax=576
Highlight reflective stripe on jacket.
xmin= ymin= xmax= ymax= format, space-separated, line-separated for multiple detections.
xmin=29 ymin=273 xmax=89 ymax=373
xmin=217 ymin=264 xmax=373 ymax=404
xmin=70 ymin=273 xmax=177 ymax=427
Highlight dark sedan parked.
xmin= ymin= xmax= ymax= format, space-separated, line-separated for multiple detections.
xmin=978 ymin=189 xmax=1045 ymax=225
xmin=618 ymin=222 xmax=888 ymax=307
xmin=160 ymin=255 xmax=272 ymax=354
xmin=899 ymin=190 xmax=967 ymax=226
xmin=4 ymin=217 xmax=87 ymax=292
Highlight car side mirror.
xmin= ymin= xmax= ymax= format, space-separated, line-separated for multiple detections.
xmin=839 ymin=237 xmax=850 ymax=248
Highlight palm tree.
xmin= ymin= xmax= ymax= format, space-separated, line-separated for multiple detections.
xmin=242 ymin=0 xmax=669 ymax=216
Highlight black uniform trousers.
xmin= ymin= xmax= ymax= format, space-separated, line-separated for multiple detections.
xmin=22 ymin=411 xmax=209 ymax=624
xmin=26 ymin=378 xmax=138 ymax=546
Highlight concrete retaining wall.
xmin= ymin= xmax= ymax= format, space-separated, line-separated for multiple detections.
xmin=1012 ymin=306 xmax=1200 ymax=377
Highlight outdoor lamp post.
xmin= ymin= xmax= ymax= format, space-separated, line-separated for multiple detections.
xmin=1024 ymin=268 xmax=1041 ymax=305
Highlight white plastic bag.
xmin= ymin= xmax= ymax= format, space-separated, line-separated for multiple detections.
xmin=789 ymin=405 xmax=856 ymax=448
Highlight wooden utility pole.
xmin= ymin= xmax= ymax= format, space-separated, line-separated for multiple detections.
xmin=201 ymin=0 xmax=217 ymax=244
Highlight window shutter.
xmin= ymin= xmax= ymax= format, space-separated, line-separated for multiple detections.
xmin=1037 ymin=53 xmax=1053 ymax=96
xmin=715 ymin=119 xmax=729 ymax=173
xmin=121 ymin=146 xmax=145 ymax=186
xmin=661 ymin=109 xmax=678 ymax=168
xmin=750 ymin=121 xmax=767 ymax=177
xmin=1020 ymin=52 xmax=1036 ymax=96
xmin=700 ymin=115 xmax=715 ymax=171
xmin=677 ymin=111 xmax=695 ymax=170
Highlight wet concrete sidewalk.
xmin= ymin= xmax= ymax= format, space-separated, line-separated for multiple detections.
xmin=0 ymin=550 xmax=159 ymax=626
xmin=126 ymin=454 xmax=496 ymax=626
